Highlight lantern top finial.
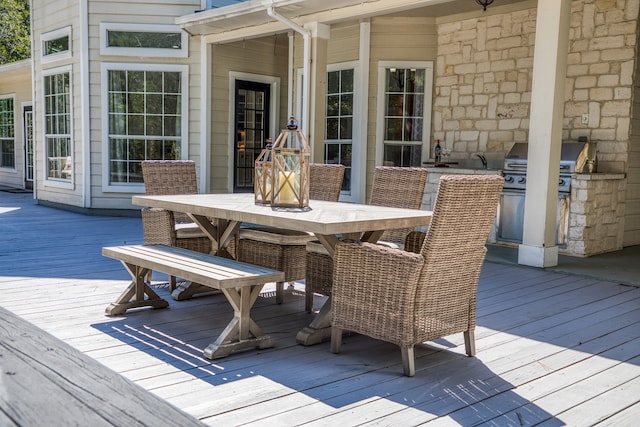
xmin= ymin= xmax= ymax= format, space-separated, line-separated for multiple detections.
xmin=286 ymin=116 xmax=298 ymax=130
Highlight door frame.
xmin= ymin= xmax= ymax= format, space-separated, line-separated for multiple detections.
xmin=228 ymin=72 xmax=280 ymax=193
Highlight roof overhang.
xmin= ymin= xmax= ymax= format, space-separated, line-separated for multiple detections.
xmin=176 ymin=0 xmax=454 ymax=43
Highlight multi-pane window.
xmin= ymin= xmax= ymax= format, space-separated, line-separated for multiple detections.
xmin=44 ymin=72 xmax=72 ymax=180
xmin=0 ymin=97 xmax=15 ymax=168
xmin=106 ymin=68 xmax=183 ymax=184
xmin=325 ymin=69 xmax=353 ymax=192
xmin=382 ymin=68 xmax=425 ymax=167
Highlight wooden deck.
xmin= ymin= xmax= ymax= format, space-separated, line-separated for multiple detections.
xmin=1 ymin=191 xmax=639 ymax=426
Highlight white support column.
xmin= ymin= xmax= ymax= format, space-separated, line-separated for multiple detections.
xmin=518 ymin=0 xmax=572 ymax=268
xmin=305 ymin=22 xmax=330 ymax=160
xmin=199 ymin=39 xmax=212 ymax=193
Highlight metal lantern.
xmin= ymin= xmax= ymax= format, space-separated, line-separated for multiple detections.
xmin=271 ymin=117 xmax=310 ymax=209
xmin=254 ymin=139 xmax=274 ymax=205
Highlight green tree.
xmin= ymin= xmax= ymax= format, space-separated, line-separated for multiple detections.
xmin=0 ymin=0 xmax=30 ymax=64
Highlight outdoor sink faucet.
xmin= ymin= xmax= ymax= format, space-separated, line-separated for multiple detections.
xmin=476 ymin=154 xmax=488 ymax=169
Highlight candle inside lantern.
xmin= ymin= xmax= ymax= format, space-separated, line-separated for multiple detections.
xmin=277 ymin=171 xmax=297 ymax=203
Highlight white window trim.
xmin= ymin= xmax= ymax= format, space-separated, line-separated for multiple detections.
xmin=41 ymin=26 xmax=72 ymax=63
xmin=375 ymin=60 xmax=434 ymax=166
xmin=0 ymin=94 xmax=16 ymax=171
xmin=101 ymin=62 xmax=189 ymax=193
xmin=100 ymin=23 xmax=188 ymax=58
xmin=227 ymin=72 xmax=280 ymax=193
xmin=42 ymin=65 xmax=74 ymax=190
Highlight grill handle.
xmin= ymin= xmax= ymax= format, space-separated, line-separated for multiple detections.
xmin=505 ymin=163 xmax=573 ymax=172
xmin=504 ymin=163 xmax=527 ymax=170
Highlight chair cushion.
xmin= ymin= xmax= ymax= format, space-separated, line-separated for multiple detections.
xmin=239 ymin=226 xmax=314 ymax=246
xmin=306 ymin=240 xmax=330 ymax=255
xmin=307 ymin=239 xmax=403 ymax=254
xmin=175 ymin=223 xmax=207 ymax=239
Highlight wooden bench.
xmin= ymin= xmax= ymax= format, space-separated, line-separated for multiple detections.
xmin=0 ymin=306 xmax=204 ymax=426
xmin=102 ymin=244 xmax=285 ymax=359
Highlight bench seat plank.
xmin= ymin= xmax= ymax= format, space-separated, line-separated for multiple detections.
xmin=103 ymin=244 xmax=284 ymax=289
xmin=102 ymin=244 xmax=284 ymax=359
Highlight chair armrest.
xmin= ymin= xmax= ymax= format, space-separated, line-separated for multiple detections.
xmin=141 ymin=207 xmax=176 ymax=245
xmin=332 ymin=242 xmax=424 ymax=344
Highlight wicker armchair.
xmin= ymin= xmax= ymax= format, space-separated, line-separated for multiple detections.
xmin=141 ymin=160 xmax=221 ymax=291
xmin=237 ymin=163 xmax=345 ymax=303
xmin=304 ymin=166 xmax=427 ymax=312
xmin=330 ymin=174 xmax=504 ymax=376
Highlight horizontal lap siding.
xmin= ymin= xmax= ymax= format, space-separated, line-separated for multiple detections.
xmin=86 ymin=0 xmax=201 ymax=210
xmin=366 ymin=16 xmax=438 ymax=191
xmin=209 ymin=37 xmax=290 ymax=193
xmin=31 ymin=0 xmax=85 ymax=207
xmin=0 ymin=62 xmax=32 ymax=189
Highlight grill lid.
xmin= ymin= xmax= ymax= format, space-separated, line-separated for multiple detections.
xmin=503 ymin=141 xmax=594 ymax=174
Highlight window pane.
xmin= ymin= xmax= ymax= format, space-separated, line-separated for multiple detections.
xmin=385 ymin=118 xmax=403 ymax=140
xmin=326 ymin=143 xmax=339 ymax=164
xmin=341 ymin=94 xmax=353 ymax=115
xmin=326 ymin=95 xmax=340 ymax=116
xmin=164 ymin=94 xmax=179 ymax=115
xmin=326 ymin=118 xmax=338 ymax=139
xmin=341 ymin=69 xmax=354 ymax=92
xmin=146 ymin=115 xmax=162 ymax=135
xmin=387 ymin=69 xmax=404 ymax=92
xmin=128 ymin=114 xmax=144 ymax=135
xmin=44 ymin=36 xmax=69 ymax=55
xmin=107 ymin=30 xmax=182 ymax=49
xmin=327 ymin=71 xmax=339 ymax=93
xmin=386 ymin=94 xmax=404 ymax=116
xmin=128 ymin=71 xmax=145 ymax=93
xmin=339 ymin=117 xmax=352 ymax=139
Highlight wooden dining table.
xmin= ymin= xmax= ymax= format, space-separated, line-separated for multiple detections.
xmin=132 ymin=192 xmax=432 ymax=345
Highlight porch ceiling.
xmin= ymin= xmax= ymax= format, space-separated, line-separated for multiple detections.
xmin=177 ymin=0 xmax=523 ymax=41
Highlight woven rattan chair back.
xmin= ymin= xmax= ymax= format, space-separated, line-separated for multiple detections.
xmin=330 ymin=174 xmax=503 ymax=376
xmin=414 ymin=174 xmax=503 ymax=342
xmin=369 ymin=166 xmax=427 ymax=244
xmin=142 ymin=160 xmax=198 ymax=223
xmin=309 ymin=163 xmax=345 ymax=202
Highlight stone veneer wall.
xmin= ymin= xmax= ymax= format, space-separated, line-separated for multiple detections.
xmin=568 ymin=174 xmax=626 ymax=255
xmin=433 ymin=0 xmax=639 ymax=173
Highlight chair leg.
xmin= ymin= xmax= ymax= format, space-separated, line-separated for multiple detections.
xmin=464 ymin=330 xmax=476 ymax=356
xmin=169 ymin=276 xmax=177 ymax=292
xmin=330 ymin=326 xmax=342 ymax=353
xmin=401 ymin=346 xmax=416 ymax=377
xmin=275 ymin=282 xmax=285 ymax=304
xmin=305 ymin=290 xmax=314 ymax=312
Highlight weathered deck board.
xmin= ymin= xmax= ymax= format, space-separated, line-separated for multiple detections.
xmin=1 ymin=192 xmax=639 ymax=425
xmin=0 ymin=306 xmax=203 ymax=426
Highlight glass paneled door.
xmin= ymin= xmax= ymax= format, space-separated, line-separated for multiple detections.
xmin=234 ymin=80 xmax=270 ymax=193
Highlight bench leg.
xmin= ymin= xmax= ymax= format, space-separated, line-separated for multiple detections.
xmin=203 ymin=284 xmax=274 ymax=359
xmin=106 ymin=263 xmax=169 ymax=316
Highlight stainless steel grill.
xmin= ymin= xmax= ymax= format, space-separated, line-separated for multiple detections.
xmin=497 ymin=140 xmax=597 ymax=245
